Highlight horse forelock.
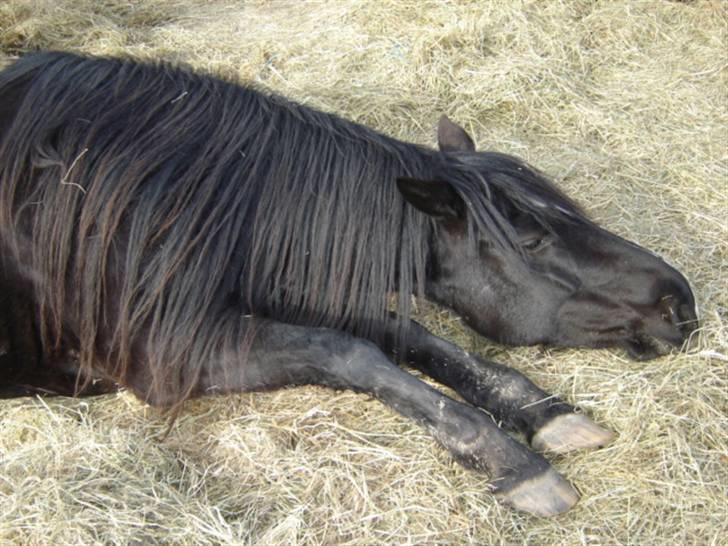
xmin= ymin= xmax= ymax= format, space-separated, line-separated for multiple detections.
xmin=437 ymin=151 xmax=590 ymax=254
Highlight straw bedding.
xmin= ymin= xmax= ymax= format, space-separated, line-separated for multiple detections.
xmin=0 ymin=1 xmax=725 ymax=544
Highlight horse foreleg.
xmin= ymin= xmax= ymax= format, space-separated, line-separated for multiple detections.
xmin=0 ymin=277 xmax=117 ymax=398
xmin=126 ymin=317 xmax=579 ymax=517
xmin=384 ymin=319 xmax=614 ymax=454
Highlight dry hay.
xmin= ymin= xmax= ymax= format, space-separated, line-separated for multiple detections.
xmin=0 ymin=1 xmax=726 ymax=544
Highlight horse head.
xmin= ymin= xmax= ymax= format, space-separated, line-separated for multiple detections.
xmin=398 ymin=117 xmax=698 ymax=360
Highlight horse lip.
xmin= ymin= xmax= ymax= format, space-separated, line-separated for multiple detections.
xmin=619 ymin=335 xmax=669 ymax=361
xmin=616 ymin=298 xmax=700 ymax=360
xmin=618 ymin=328 xmax=693 ymax=361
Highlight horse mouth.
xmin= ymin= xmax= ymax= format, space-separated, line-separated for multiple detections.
xmin=619 ymin=334 xmax=679 ymax=361
xmin=614 ymin=299 xmax=700 ymax=361
xmin=618 ymin=328 xmax=697 ymax=361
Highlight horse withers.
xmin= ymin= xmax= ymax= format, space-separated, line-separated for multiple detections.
xmin=0 ymin=51 xmax=698 ymax=517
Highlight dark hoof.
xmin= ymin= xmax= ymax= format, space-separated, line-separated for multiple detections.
xmin=532 ymin=413 xmax=615 ymax=454
xmin=497 ymin=468 xmax=579 ymax=517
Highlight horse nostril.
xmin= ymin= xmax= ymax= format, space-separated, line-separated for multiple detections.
xmin=659 ymin=296 xmax=679 ymax=325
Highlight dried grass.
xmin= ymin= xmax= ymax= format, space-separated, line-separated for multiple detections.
xmin=0 ymin=1 xmax=726 ymax=544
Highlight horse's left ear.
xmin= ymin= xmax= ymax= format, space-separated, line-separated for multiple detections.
xmin=396 ymin=177 xmax=465 ymax=221
xmin=438 ymin=115 xmax=475 ymax=153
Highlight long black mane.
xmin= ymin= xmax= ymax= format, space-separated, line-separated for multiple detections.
xmin=0 ymin=51 xmax=584 ymax=403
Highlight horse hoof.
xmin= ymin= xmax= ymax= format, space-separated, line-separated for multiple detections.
xmin=497 ymin=468 xmax=579 ymax=517
xmin=532 ymin=413 xmax=615 ymax=454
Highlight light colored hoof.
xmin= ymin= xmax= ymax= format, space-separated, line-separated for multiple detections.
xmin=498 ymin=468 xmax=579 ymax=517
xmin=532 ymin=413 xmax=615 ymax=454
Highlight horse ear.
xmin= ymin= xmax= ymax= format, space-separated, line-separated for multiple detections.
xmin=438 ymin=115 xmax=475 ymax=153
xmin=396 ymin=177 xmax=465 ymax=221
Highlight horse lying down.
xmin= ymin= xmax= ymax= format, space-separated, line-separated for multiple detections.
xmin=0 ymin=51 xmax=698 ymax=517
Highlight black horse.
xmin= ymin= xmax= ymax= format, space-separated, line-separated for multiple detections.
xmin=0 ymin=51 xmax=698 ymax=517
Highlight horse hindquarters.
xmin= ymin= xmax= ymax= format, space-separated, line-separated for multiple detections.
xmin=123 ymin=313 xmax=579 ymax=517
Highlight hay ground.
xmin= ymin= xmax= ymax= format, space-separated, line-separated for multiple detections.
xmin=0 ymin=0 xmax=726 ymax=544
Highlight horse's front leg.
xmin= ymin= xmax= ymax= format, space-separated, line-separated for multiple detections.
xmin=126 ymin=317 xmax=579 ymax=517
xmin=383 ymin=319 xmax=614 ymax=454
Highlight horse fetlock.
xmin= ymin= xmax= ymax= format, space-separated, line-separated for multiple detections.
xmin=531 ymin=413 xmax=615 ymax=454
xmin=436 ymin=418 xmax=579 ymax=517
xmin=435 ymin=407 xmax=552 ymax=484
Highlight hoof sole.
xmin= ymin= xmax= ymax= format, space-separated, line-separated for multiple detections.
xmin=498 ymin=468 xmax=579 ymax=517
xmin=532 ymin=413 xmax=615 ymax=454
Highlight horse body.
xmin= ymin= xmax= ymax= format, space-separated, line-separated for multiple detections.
xmin=0 ymin=51 xmax=697 ymax=516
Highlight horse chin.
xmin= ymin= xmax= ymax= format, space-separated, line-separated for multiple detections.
xmin=618 ymin=333 xmax=680 ymax=361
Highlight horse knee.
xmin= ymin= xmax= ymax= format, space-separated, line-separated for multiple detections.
xmin=304 ymin=331 xmax=391 ymax=391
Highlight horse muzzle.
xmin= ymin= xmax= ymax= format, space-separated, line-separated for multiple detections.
xmin=619 ymin=294 xmax=700 ymax=361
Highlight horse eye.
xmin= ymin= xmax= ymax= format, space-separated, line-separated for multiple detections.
xmin=521 ymin=236 xmax=546 ymax=252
